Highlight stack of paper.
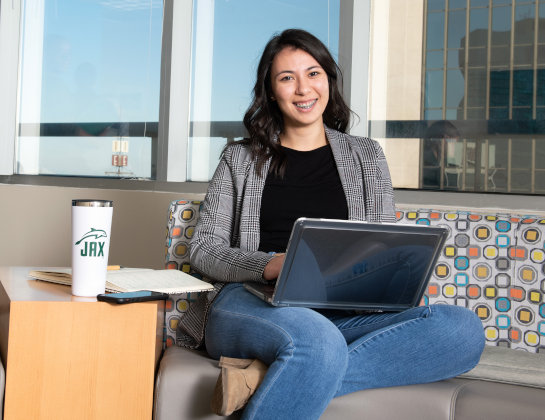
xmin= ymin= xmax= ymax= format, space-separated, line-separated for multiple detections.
xmin=28 ymin=268 xmax=213 ymax=294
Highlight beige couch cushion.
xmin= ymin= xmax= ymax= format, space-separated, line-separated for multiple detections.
xmin=154 ymin=345 xmax=545 ymax=420
xmin=459 ymin=346 xmax=545 ymax=388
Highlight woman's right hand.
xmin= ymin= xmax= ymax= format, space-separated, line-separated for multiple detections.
xmin=263 ymin=253 xmax=286 ymax=281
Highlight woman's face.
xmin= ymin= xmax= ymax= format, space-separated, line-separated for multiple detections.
xmin=270 ymin=47 xmax=329 ymax=131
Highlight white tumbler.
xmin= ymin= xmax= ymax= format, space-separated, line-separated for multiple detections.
xmin=71 ymin=199 xmax=113 ymax=297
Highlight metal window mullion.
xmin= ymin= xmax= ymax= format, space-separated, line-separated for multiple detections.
xmin=508 ymin=2 xmax=517 ymax=192
xmin=464 ymin=0 xmax=470 ymax=120
xmin=0 ymin=0 xmax=21 ymax=176
xmin=531 ymin=138 xmax=536 ymax=193
xmin=533 ymin=0 xmax=539 ymax=120
xmin=339 ymin=0 xmax=354 ymax=112
xmin=157 ymin=0 xmax=193 ymax=182
xmin=462 ymin=138 xmax=467 ymax=189
xmin=486 ymin=0 xmax=492 ymax=119
xmin=532 ymin=2 xmax=539 ymax=193
xmin=509 ymin=2 xmax=515 ymax=120
xmin=443 ymin=0 xmax=449 ymax=119
xmin=421 ymin=1 xmax=429 ymax=118
xmin=440 ymin=138 xmax=445 ymax=189
xmin=340 ymin=0 xmax=370 ymax=137
xmin=467 ymin=1 xmax=483 ymax=192
xmin=507 ymin=137 xmax=512 ymax=192
xmin=421 ymin=0 xmax=429 ymax=189
xmin=483 ymin=138 xmax=489 ymax=192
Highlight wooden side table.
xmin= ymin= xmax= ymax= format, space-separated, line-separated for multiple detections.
xmin=0 ymin=267 xmax=164 ymax=420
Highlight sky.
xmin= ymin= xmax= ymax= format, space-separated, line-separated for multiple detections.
xmin=24 ymin=0 xmax=338 ymax=124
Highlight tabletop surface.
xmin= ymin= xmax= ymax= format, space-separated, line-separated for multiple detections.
xmin=0 ymin=266 xmax=98 ymax=302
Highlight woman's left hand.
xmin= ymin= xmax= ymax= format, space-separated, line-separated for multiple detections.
xmin=263 ymin=253 xmax=286 ymax=281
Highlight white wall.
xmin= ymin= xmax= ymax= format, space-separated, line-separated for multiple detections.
xmin=0 ymin=184 xmax=202 ymax=268
xmin=2 ymin=183 xmax=544 ymax=270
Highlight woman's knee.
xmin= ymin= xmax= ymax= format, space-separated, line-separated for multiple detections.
xmin=428 ymin=304 xmax=485 ymax=365
xmin=429 ymin=305 xmax=484 ymax=337
xmin=281 ymin=311 xmax=349 ymax=377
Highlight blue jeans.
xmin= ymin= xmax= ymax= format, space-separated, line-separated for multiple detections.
xmin=205 ymin=283 xmax=485 ymax=420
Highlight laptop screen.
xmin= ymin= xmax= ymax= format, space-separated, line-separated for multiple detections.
xmin=273 ymin=219 xmax=447 ymax=311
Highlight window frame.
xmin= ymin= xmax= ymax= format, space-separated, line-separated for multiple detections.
xmin=0 ymin=0 xmax=193 ymax=184
xmin=0 ymin=0 xmax=20 ymax=177
xmin=156 ymin=0 xmax=193 ymax=183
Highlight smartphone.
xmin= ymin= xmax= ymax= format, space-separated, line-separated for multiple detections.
xmin=97 ymin=290 xmax=169 ymax=304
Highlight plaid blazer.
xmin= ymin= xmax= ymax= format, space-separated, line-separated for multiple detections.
xmin=176 ymin=126 xmax=396 ymax=348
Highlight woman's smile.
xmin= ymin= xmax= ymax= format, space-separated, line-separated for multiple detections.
xmin=294 ymin=99 xmax=318 ymax=110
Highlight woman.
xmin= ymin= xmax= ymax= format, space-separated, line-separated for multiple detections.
xmin=180 ymin=29 xmax=485 ymax=420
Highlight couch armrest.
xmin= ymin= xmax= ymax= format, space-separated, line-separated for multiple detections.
xmin=154 ymin=346 xmax=241 ymax=420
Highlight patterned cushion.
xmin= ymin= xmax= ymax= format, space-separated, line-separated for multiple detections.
xmin=164 ymin=200 xmax=545 ymax=353
xmin=164 ymin=200 xmax=204 ymax=348
xmin=396 ymin=209 xmax=545 ymax=353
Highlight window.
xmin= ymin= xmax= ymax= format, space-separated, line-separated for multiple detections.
xmin=369 ymin=0 xmax=545 ymax=195
xmin=3 ymin=0 xmax=340 ymax=183
xmin=187 ymin=0 xmax=340 ymax=181
xmin=15 ymin=0 xmax=163 ymax=178
xmin=2 ymin=0 xmax=543 ymax=199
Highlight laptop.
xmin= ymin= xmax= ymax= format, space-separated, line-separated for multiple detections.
xmin=244 ymin=218 xmax=448 ymax=312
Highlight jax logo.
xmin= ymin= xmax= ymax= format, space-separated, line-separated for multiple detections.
xmin=75 ymin=228 xmax=107 ymax=257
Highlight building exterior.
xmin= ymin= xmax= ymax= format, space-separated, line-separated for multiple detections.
xmin=370 ymin=0 xmax=544 ymax=195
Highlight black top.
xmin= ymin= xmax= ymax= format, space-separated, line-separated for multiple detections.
xmin=259 ymin=144 xmax=349 ymax=253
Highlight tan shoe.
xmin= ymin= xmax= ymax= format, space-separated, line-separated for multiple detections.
xmin=211 ymin=357 xmax=268 ymax=416
xmin=218 ymin=356 xmax=255 ymax=369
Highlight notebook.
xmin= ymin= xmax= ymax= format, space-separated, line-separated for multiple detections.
xmin=244 ymin=218 xmax=448 ymax=312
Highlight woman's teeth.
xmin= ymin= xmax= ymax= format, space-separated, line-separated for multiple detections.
xmin=295 ymin=99 xmax=317 ymax=109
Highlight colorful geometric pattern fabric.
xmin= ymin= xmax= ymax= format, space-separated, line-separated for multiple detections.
xmin=165 ymin=199 xmax=545 ymax=353
xmin=396 ymin=210 xmax=545 ymax=353
xmin=164 ymin=200 xmax=203 ymax=348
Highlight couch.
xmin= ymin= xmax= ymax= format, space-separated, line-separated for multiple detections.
xmin=154 ymin=199 xmax=545 ymax=420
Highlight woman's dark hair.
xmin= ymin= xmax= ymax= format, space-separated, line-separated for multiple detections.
xmin=240 ymin=28 xmax=352 ymax=176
